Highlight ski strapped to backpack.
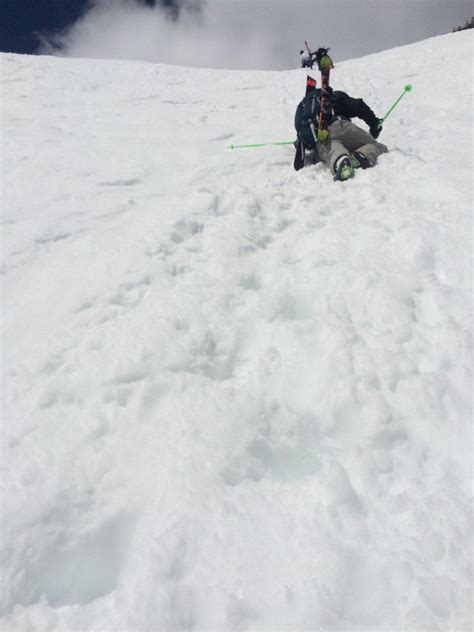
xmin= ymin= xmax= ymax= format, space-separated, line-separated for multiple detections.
xmin=313 ymin=47 xmax=334 ymax=142
xmin=302 ymin=75 xmax=320 ymax=146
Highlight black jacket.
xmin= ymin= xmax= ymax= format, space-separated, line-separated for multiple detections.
xmin=330 ymin=90 xmax=378 ymax=128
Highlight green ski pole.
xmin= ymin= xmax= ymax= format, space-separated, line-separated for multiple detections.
xmin=228 ymin=140 xmax=294 ymax=149
xmin=382 ymin=84 xmax=412 ymax=122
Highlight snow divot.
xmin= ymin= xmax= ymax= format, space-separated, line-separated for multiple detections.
xmin=238 ymin=273 xmax=261 ymax=290
xmin=221 ymin=431 xmax=320 ymax=485
xmin=326 ymin=461 xmax=364 ymax=514
xmin=274 ymin=218 xmax=294 ymax=233
xmin=107 ymin=275 xmax=151 ymax=310
xmin=98 ymin=178 xmax=142 ymax=187
xmin=184 ymin=331 xmax=236 ymax=382
xmin=35 ymin=233 xmax=71 ymax=245
xmin=75 ymin=300 xmax=94 ymax=313
xmin=170 ymin=219 xmax=204 ymax=244
xmin=111 ymin=368 xmax=149 ymax=386
xmin=319 ymin=205 xmax=333 ymax=217
xmin=24 ymin=515 xmax=133 ymax=609
xmin=226 ymin=594 xmax=259 ymax=629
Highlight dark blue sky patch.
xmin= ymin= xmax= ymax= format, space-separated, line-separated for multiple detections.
xmin=0 ymin=0 xmax=193 ymax=54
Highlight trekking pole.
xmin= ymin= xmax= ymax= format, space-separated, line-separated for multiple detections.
xmin=382 ymin=84 xmax=412 ymax=122
xmin=228 ymin=141 xmax=294 ymax=149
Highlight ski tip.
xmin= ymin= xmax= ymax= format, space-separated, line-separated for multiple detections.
xmin=404 ymin=84 xmax=413 ymax=92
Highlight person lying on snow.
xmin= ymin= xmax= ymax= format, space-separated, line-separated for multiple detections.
xmin=294 ymin=76 xmax=388 ymax=180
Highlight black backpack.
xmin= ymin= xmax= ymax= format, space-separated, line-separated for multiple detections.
xmin=294 ymin=90 xmax=321 ymax=149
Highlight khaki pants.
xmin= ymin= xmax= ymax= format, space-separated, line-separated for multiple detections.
xmin=317 ymin=119 xmax=388 ymax=175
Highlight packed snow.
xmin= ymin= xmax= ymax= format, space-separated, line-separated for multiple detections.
xmin=1 ymin=30 xmax=473 ymax=631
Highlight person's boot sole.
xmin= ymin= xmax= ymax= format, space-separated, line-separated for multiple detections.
xmin=335 ymin=165 xmax=354 ymax=181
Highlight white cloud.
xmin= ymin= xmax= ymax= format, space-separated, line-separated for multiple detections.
xmin=42 ymin=0 xmax=286 ymax=70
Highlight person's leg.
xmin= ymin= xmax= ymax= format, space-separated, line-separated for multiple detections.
xmin=334 ymin=120 xmax=388 ymax=165
xmin=317 ymin=121 xmax=355 ymax=177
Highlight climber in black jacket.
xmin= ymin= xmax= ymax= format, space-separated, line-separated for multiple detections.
xmin=294 ymin=83 xmax=388 ymax=180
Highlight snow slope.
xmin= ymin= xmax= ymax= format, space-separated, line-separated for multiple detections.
xmin=1 ymin=31 xmax=473 ymax=631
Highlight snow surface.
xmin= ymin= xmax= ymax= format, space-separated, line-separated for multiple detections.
xmin=1 ymin=31 xmax=473 ymax=631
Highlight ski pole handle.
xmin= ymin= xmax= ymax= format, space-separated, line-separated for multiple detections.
xmin=382 ymin=84 xmax=412 ymax=122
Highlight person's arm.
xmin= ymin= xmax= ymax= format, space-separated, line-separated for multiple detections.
xmin=332 ymin=90 xmax=383 ymax=137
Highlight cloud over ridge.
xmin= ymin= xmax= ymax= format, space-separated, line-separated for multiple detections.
xmin=40 ymin=0 xmax=284 ymax=70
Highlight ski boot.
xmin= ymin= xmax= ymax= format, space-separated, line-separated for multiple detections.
xmin=334 ymin=155 xmax=354 ymax=181
xmin=350 ymin=151 xmax=372 ymax=170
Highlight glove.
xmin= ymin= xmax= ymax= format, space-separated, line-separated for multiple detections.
xmin=370 ymin=118 xmax=383 ymax=139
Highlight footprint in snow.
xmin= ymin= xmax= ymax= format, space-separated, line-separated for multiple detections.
xmin=98 ymin=178 xmax=142 ymax=187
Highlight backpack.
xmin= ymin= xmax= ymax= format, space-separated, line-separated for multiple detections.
xmin=294 ymin=90 xmax=321 ymax=149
